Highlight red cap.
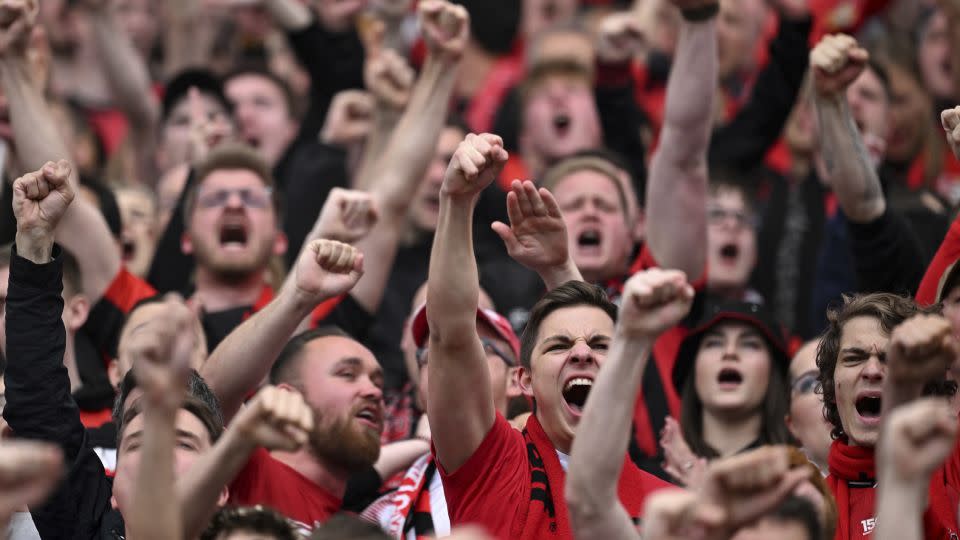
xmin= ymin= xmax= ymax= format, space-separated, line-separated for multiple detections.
xmin=411 ymin=303 xmax=521 ymax=364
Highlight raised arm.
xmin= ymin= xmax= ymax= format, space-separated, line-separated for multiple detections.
xmin=0 ymin=3 xmax=119 ymax=303
xmin=427 ymin=133 xmax=508 ymax=472
xmin=876 ymin=398 xmax=957 ymax=540
xmin=201 ymin=239 xmax=364 ymax=422
xmin=644 ymin=0 xmax=718 ymax=281
xmin=491 ymin=180 xmax=582 ymax=290
xmin=349 ymin=0 xmax=466 ymax=313
xmin=810 ymin=34 xmax=885 ymax=223
xmin=882 ymin=313 xmax=957 ymax=414
xmin=567 ymin=268 xmax=694 ymax=540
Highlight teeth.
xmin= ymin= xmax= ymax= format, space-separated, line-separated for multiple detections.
xmin=564 ymin=378 xmax=593 ymax=392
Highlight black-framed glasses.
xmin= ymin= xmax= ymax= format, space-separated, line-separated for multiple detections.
xmin=707 ymin=206 xmax=758 ymax=229
xmin=791 ymin=370 xmax=820 ymax=395
xmin=417 ymin=338 xmax=516 ymax=368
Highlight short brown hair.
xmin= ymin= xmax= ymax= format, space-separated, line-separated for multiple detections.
xmin=519 ymin=58 xmax=592 ymax=109
xmin=816 ymin=293 xmax=954 ymax=440
xmin=540 ymin=155 xmax=630 ymax=225
xmin=519 ymin=281 xmax=617 ymax=369
xmin=184 ymin=143 xmax=281 ymax=220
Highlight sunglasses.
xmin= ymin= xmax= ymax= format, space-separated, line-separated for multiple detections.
xmin=417 ymin=338 xmax=516 ymax=368
xmin=791 ymin=370 xmax=820 ymax=395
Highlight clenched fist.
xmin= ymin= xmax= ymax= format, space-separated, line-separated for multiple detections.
xmin=618 ymin=268 xmax=694 ymax=339
xmin=320 ymin=90 xmax=374 ymax=147
xmin=878 ymin=398 xmax=956 ymax=489
xmin=886 ymin=314 xmax=957 ymax=389
xmin=365 ymin=48 xmax=415 ymax=110
xmin=441 ymin=133 xmax=508 ymax=198
xmin=596 ymin=12 xmax=646 ymax=64
xmin=810 ymin=34 xmax=869 ymax=97
xmin=941 ymin=106 xmax=960 ymax=161
xmin=419 ymin=0 xmax=469 ymax=63
xmin=0 ymin=440 xmax=62 ymax=527
xmin=126 ymin=295 xmax=198 ymax=410
xmin=232 ymin=385 xmax=315 ymax=452
xmin=313 ymin=187 xmax=379 ymax=244
xmin=0 ymin=0 xmax=37 ymax=57
xmin=292 ymin=239 xmax=365 ymax=304
xmin=13 ymin=160 xmax=75 ymax=263
xmin=641 ymin=488 xmax=725 ymax=540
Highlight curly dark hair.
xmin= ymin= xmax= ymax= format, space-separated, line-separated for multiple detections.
xmin=816 ymin=293 xmax=954 ymax=440
xmin=201 ymin=506 xmax=297 ymax=540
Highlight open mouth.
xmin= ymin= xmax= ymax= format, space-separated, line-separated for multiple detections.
xmin=855 ymin=395 xmax=882 ymax=419
xmin=717 ymin=367 xmax=743 ymax=386
xmin=122 ymin=240 xmax=136 ymax=260
xmin=552 ymin=113 xmax=572 ymax=136
xmin=219 ymin=223 xmax=249 ymax=248
xmin=719 ymin=243 xmax=739 ymax=262
xmin=562 ymin=377 xmax=593 ymax=414
xmin=577 ymin=229 xmax=602 ymax=250
xmin=355 ymin=405 xmax=383 ymax=431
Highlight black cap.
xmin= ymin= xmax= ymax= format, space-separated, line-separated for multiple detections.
xmin=672 ymin=299 xmax=790 ymax=394
xmin=161 ymin=69 xmax=232 ymax=124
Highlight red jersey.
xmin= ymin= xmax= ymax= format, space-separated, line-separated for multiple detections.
xmin=229 ymin=448 xmax=343 ymax=534
xmin=437 ymin=413 xmax=670 ymax=540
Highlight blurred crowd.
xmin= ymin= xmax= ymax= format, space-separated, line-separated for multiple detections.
xmin=1 ymin=0 xmax=960 ymax=539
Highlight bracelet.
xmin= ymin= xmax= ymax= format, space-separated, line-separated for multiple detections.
xmin=681 ymin=3 xmax=720 ymax=22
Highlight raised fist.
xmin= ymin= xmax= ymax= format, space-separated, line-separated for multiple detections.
xmin=878 ymin=397 xmax=957 ymax=488
xmin=232 ymin=385 xmax=315 ymax=452
xmin=292 ymin=239 xmax=365 ymax=303
xmin=313 ymin=187 xmax=379 ymax=244
xmin=0 ymin=440 xmax=63 ymax=526
xmin=126 ymin=295 xmax=198 ymax=409
xmin=0 ymin=0 xmax=37 ymax=57
xmin=941 ymin=106 xmax=960 ymax=161
xmin=365 ymin=48 xmax=415 ymax=110
xmin=887 ymin=314 xmax=957 ymax=388
xmin=441 ymin=133 xmax=508 ymax=198
xmin=492 ymin=180 xmax=569 ymax=273
xmin=13 ymin=160 xmax=75 ymax=247
xmin=618 ymin=268 xmax=695 ymax=339
xmin=701 ymin=445 xmax=811 ymax=528
xmin=641 ymin=488 xmax=725 ymax=540
xmin=596 ymin=12 xmax=646 ymax=64
xmin=320 ymin=90 xmax=374 ymax=147
xmin=419 ymin=0 xmax=469 ymax=63
xmin=810 ymin=34 xmax=869 ymax=97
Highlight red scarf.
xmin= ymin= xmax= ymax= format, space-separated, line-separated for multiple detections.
xmin=827 ymin=439 xmax=960 ymax=540
xmin=519 ymin=414 xmax=666 ymax=539
xmin=361 ymin=454 xmax=436 ymax=539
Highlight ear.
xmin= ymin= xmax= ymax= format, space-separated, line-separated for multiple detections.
xmin=110 ymin=494 xmax=119 ymax=510
xmin=632 ymin=208 xmax=646 ymax=244
xmin=64 ymin=294 xmax=91 ymax=332
xmin=217 ymin=486 xmax=229 ymax=507
xmin=516 ymin=366 xmax=534 ymax=399
xmin=785 ymin=414 xmax=799 ymax=441
xmin=107 ymin=358 xmax=122 ymax=390
xmin=181 ymin=231 xmax=194 ymax=256
xmin=506 ymin=366 xmax=523 ymax=399
xmin=273 ymin=230 xmax=288 ymax=257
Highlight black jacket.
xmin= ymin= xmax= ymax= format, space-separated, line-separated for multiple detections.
xmin=4 ymin=245 xmax=124 ymax=539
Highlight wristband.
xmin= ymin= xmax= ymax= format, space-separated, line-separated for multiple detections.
xmin=681 ymin=3 xmax=720 ymax=22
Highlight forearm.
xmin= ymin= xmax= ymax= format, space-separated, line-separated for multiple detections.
xmin=875 ymin=476 xmax=926 ymax=540
xmin=814 ymin=94 xmax=885 ymax=223
xmin=177 ymin=428 xmax=256 ymax=539
xmin=568 ymin=335 xmax=652 ymax=522
xmin=264 ymin=0 xmax=313 ymax=31
xmin=129 ymin=407 xmax=182 ymax=540
xmin=373 ymin=439 xmax=431 ymax=479
xmin=201 ymin=288 xmax=317 ymax=422
xmin=539 ymin=258 xmax=583 ymax=291
xmin=428 ymin=195 xmax=481 ymax=342
xmin=353 ymin=108 xmax=401 ymax=190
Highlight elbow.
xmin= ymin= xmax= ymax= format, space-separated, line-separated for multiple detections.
xmin=565 ymin=479 xmax=608 ymax=531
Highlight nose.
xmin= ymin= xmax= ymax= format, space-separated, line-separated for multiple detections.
xmin=224 ymin=190 xmax=245 ymax=210
xmin=568 ymin=340 xmax=596 ymax=366
xmin=722 ymin=340 xmax=739 ymax=360
xmin=861 ymin=355 xmax=885 ymax=382
xmin=360 ymin=376 xmax=383 ymax=402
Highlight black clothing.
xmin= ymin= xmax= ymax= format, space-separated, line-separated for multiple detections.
xmin=848 ymin=206 xmax=928 ymax=297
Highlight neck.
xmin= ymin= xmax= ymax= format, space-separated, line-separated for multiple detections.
xmin=536 ymin=411 xmax=573 ymax=455
xmin=193 ymin=267 xmax=266 ymax=312
xmin=702 ymin=409 xmax=762 ymax=457
xmin=63 ymin=331 xmax=82 ymax=393
xmin=456 ymin=42 xmax=495 ymax=99
xmin=270 ymin=448 xmax=351 ymax=499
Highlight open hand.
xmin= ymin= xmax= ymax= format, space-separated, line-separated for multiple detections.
xmin=492 ymin=180 xmax=569 ymax=273
xmin=419 ymin=0 xmax=469 ymax=63
xmin=810 ymin=34 xmax=869 ymax=97
xmin=293 ymin=239 xmax=365 ymax=302
xmin=313 ymin=187 xmax=379 ymax=243
xmin=321 ymin=90 xmax=374 ymax=147
xmin=233 ymin=385 xmax=315 ymax=452
xmin=941 ymin=106 xmax=960 ymax=161
xmin=618 ymin=268 xmax=694 ymax=339
xmin=878 ymin=397 xmax=957 ymax=488
xmin=188 ymin=87 xmax=232 ymax=163
xmin=660 ymin=415 xmax=707 ymax=489
xmin=441 ymin=133 xmax=508 ymax=198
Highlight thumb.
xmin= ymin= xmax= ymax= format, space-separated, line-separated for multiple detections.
xmin=491 ymin=221 xmax=517 ymax=248
xmin=351 ymin=252 xmax=365 ymax=274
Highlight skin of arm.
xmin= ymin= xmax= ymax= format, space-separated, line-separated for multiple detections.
xmin=427 ymin=132 xmax=508 ymax=473
xmin=129 ymin=405 xmax=182 ymax=540
xmin=262 ymin=0 xmax=313 ymax=31
xmin=566 ymin=268 xmax=693 ymax=540
xmin=644 ymin=14 xmax=717 ymax=282
xmin=0 ymin=54 xmax=120 ymax=303
xmin=373 ymin=439 xmax=432 ymax=479
xmin=881 ymin=314 xmax=957 ymax=415
xmin=810 ymin=35 xmax=886 ymax=224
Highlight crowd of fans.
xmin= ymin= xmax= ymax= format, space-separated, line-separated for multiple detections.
xmin=1 ymin=0 xmax=960 ymax=538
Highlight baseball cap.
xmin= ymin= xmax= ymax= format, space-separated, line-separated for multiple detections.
xmin=162 ymin=69 xmax=233 ymax=124
xmin=672 ymin=299 xmax=790 ymax=394
xmin=411 ymin=303 xmax=521 ymax=364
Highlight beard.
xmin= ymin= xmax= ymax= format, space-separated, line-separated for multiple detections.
xmin=191 ymin=237 xmax=274 ymax=284
xmin=310 ymin=410 xmax=381 ymax=472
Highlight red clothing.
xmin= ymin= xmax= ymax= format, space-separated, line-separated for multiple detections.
xmin=229 ymin=447 xmax=343 ymax=533
xmin=438 ymin=413 xmax=670 ymax=540
xmin=916 ymin=212 xmax=960 ymax=306
xmin=827 ymin=438 xmax=960 ymax=540
xmin=78 ymin=408 xmax=113 ymax=428
xmin=84 ymin=267 xmax=156 ymax=362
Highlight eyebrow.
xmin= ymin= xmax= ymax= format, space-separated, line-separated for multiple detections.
xmin=334 ymin=357 xmax=384 ymax=379
xmin=539 ymin=333 xmax=610 ymax=347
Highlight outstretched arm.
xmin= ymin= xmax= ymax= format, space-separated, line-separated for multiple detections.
xmin=427 ymin=133 xmax=508 ymax=473
xmin=567 ymin=268 xmax=693 ymax=540
xmin=644 ymin=0 xmax=718 ymax=281
xmin=882 ymin=314 xmax=957 ymax=414
xmin=0 ymin=3 xmax=119 ymax=303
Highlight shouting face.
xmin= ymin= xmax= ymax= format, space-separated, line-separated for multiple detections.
xmin=521 ymin=74 xmax=601 ymax=165
xmin=706 ymin=187 xmax=757 ymax=295
xmin=832 ymin=316 xmax=888 ymax=447
xmin=694 ymin=321 xmax=772 ymax=418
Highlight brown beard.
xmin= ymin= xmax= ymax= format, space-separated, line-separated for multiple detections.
xmin=310 ymin=411 xmax=381 ymax=471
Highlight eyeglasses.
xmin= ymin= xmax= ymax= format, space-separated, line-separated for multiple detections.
xmin=417 ymin=338 xmax=516 ymax=368
xmin=707 ymin=206 xmax=758 ymax=229
xmin=197 ymin=187 xmax=273 ymax=210
xmin=791 ymin=370 xmax=820 ymax=395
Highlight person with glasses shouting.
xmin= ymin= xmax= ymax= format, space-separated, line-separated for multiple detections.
xmin=786 ymin=339 xmax=833 ymax=474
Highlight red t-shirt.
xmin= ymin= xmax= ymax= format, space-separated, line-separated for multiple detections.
xmin=229 ymin=448 xmax=343 ymax=534
xmin=438 ymin=414 xmax=670 ymax=540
